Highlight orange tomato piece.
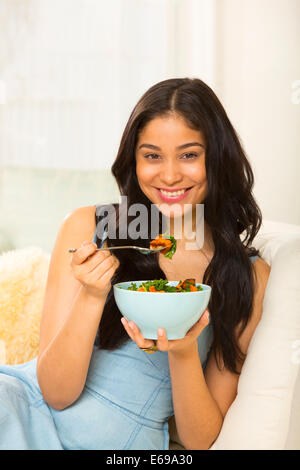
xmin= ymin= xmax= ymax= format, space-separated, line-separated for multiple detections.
xmin=150 ymin=235 xmax=172 ymax=255
xmin=149 ymin=286 xmax=165 ymax=293
xmin=176 ymin=278 xmax=197 ymax=290
xmin=189 ymin=285 xmax=198 ymax=291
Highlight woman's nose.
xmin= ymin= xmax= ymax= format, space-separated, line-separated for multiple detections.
xmin=159 ymin=160 xmax=183 ymax=185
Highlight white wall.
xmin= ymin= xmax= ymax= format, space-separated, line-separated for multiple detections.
xmin=215 ymin=0 xmax=300 ymax=225
xmin=0 ymin=0 xmax=215 ymax=171
xmin=0 ymin=0 xmax=299 ymax=225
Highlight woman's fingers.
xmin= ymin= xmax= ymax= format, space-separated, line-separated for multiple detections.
xmin=157 ymin=310 xmax=210 ymax=351
xmin=71 ymin=241 xmax=98 ymax=265
xmin=121 ymin=310 xmax=211 ymax=353
xmin=70 ymin=241 xmax=119 ymax=298
xmin=85 ymin=254 xmax=118 ymax=279
xmin=156 ymin=328 xmax=168 ymax=351
xmin=121 ymin=318 xmax=155 ymax=349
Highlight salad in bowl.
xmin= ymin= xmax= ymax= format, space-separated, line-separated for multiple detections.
xmin=114 ymin=278 xmax=211 ymax=339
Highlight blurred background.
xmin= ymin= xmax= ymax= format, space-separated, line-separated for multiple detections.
xmin=0 ymin=0 xmax=299 ymax=253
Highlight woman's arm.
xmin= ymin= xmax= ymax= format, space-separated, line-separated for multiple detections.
xmin=37 ymin=286 xmax=107 ymax=410
xmin=168 ymin=344 xmax=223 ymax=450
xmin=168 ymin=258 xmax=271 ymax=449
xmin=37 ymin=206 xmax=119 ymax=410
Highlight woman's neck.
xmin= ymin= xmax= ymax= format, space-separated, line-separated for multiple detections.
xmin=166 ymin=212 xmax=214 ymax=255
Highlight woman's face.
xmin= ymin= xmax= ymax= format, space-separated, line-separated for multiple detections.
xmin=135 ymin=113 xmax=207 ymax=219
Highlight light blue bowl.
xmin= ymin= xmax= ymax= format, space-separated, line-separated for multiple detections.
xmin=113 ymin=280 xmax=211 ymax=340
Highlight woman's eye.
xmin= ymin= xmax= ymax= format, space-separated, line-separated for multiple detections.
xmin=143 ymin=152 xmax=198 ymax=160
xmin=181 ymin=153 xmax=198 ymax=160
xmin=144 ymin=153 xmax=160 ymax=160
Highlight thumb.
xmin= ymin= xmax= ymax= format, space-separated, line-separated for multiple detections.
xmin=188 ymin=309 xmax=210 ymax=337
xmin=200 ymin=309 xmax=210 ymax=326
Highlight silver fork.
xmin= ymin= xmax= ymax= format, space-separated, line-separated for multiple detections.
xmin=68 ymin=246 xmax=166 ymax=255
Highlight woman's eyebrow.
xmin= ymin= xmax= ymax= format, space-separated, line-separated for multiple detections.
xmin=138 ymin=142 xmax=205 ymax=150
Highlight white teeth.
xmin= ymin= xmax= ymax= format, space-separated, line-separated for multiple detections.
xmin=160 ymin=189 xmax=186 ymax=197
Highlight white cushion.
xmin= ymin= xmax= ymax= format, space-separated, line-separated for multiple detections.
xmin=210 ymin=220 xmax=300 ymax=450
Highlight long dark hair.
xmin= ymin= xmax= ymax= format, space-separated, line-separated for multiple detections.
xmin=94 ymin=77 xmax=262 ymax=374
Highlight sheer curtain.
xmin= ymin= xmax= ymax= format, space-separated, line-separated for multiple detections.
xmin=0 ymin=0 xmax=215 ymax=170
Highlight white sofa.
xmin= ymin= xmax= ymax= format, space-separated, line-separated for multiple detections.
xmin=209 ymin=219 xmax=300 ymax=450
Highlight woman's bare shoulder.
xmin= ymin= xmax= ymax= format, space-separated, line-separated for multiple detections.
xmin=63 ymin=204 xmax=97 ymax=221
xmin=37 ymin=205 xmax=98 ymax=362
xmin=252 ymin=257 xmax=271 ymax=301
xmin=63 ymin=205 xmax=97 ymax=236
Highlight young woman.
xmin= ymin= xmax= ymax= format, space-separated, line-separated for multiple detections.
xmin=0 ymin=78 xmax=270 ymax=450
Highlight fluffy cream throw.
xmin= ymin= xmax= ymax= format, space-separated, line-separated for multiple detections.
xmin=0 ymin=247 xmax=50 ymax=365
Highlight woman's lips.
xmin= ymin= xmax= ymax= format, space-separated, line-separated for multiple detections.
xmin=155 ymin=187 xmax=192 ymax=203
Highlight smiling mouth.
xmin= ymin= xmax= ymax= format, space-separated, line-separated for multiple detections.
xmin=156 ymin=187 xmax=193 ymax=197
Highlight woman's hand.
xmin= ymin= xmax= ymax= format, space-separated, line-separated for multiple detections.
xmin=70 ymin=240 xmax=120 ymax=299
xmin=121 ymin=309 xmax=210 ymax=354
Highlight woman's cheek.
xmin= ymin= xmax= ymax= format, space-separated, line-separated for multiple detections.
xmin=136 ymin=162 xmax=157 ymax=187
